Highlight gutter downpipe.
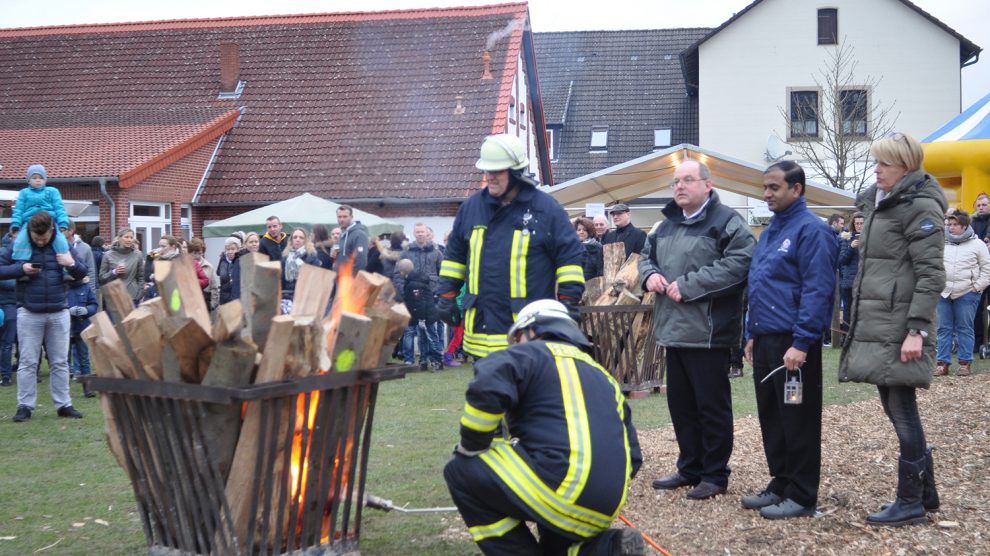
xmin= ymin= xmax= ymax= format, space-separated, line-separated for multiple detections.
xmin=98 ymin=177 xmax=116 ymax=239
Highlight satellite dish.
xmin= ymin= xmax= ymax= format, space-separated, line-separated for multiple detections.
xmin=765 ymin=135 xmax=793 ymax=162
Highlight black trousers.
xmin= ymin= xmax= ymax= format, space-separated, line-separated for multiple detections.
xmin=752 ymin=333 xmax=823 ymax=507
xmin=665 ymin=347 xmax=733 ymax=486
xmin=444 ymin=451 xmax=620 ymax=556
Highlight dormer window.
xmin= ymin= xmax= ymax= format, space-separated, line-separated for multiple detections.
xmin=590 ymin=126 xmax=608 ymax=152
xmin=654 ymin=128 xmax=672 ymax=150
xmin=818 ymin=8 xmax=838 ymax=45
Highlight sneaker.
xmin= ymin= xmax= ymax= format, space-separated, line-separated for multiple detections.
xmin=934 ymin=361 xmax=949 ymax=377
xmin=443 ymin=353 xmax=462 ymax=367
xmin=957 ymin=361 xmax=972 ymax=376
xmin=57 ymin=405 xmax=83 ymax=419
xmin=430 ymin=360 xmax=444 ymax=372
xmin=0 ymin=377 xmax=11 ymax=387
xmin=13 ymin=405 xmax=32 ymax=422
xmin=728 ymin=365 xmax=743 ymax=378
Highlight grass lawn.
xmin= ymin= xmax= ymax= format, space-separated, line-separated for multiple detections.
xmin=0 ymin=348 xmax=953 ymax=555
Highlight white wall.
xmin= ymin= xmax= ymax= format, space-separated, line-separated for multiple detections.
xmin=699 ymin=0 xmax=963 ymax=200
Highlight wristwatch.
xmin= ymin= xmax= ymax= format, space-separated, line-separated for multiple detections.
xmin=907 ymin=328 xmax=928 ymax=338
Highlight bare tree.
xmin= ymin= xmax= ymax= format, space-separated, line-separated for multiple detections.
xmin=777 ymin=41 xmax=898 ymax=195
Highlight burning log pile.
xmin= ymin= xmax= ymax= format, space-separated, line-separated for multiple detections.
xmin=579 ymin=243 xmax=664 ymax=391
xmin=83 ymin=253 xmax=410 ymax=555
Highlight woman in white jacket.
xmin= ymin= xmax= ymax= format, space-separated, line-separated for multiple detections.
xmin=935 ymin=210 xmax=990 ymax=376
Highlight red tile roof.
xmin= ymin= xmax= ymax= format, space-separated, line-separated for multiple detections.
xmin=0 ymin=3 xmax=536 ymax=204
xmin=0 ymin=109 xmax=239 ymax=187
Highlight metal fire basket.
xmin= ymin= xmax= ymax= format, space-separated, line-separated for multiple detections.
xmin=578 ymin=304 xmax=665 ymax=392
xmin=88 ymin=367 xmax=407 ymax=556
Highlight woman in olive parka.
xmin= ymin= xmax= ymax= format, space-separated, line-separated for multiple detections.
xmin=839 ymin=132 xmax=946 ymax=527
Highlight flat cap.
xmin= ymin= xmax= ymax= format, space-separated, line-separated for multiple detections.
xmin=609 ymin=203 xmax=630 ymax=213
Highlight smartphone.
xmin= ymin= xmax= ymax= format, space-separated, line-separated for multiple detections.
xmin=30 ymin=263 xmax=41 ymax=269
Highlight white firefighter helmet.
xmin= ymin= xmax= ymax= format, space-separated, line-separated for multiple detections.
xmin=507 ymin=299 xmax=589 ymax=349
xmin=475 ymin=133 xmax=529 ymax=172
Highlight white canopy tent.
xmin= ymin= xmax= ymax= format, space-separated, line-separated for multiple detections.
xmin=544 ymin=144 xmax=856 ymax=217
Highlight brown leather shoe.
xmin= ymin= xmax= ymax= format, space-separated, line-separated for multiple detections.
xmin=933 ymin=361 xmax=949 ymax=377
xmin=957 ymin=361 xmax=972 ymax=376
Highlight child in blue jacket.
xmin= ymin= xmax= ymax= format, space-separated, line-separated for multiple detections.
xmin=11 ymin=164 xmax=70 ymax=262
xmin=67 ymin=275 xmax=98 ymax=397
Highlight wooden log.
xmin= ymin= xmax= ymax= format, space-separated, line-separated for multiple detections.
xmin=101 ymin=279 xmax=135 ymax=323
xmin=162 ymin=316 xmax=213 ymax=383
xmin=201 ymin=337 xmax=258 ymax=481
xmin=284 ymin=316 xmax=325 ymax=379
xmin=602 ymin=242 xmax=626 ymax=284
xmin=359 ymin=313 xmax=390 ymax=370
xmin=367 ymin=303 xmax=410 ymax=367
xmin=247 ymin=259 xmax=282 ymax=350
xmin=290 ymin=265 xmax=336 ymax=318
xmin=254 ymin=315 xmax=297 ymax=384
xmin=154 ymin=256 xmax=211 ymax=334
xmin=593 ymin=291 xmax=617 ymax=306
xmin=138 ymin=297 xmax=168 ymax=326
xmin=81 ymin=325 xmax=127 ymax=469
xmin=329 ymin=312 xmax=370 ymax=373
xmin=212 ymin=299 xmax=245 ymax=343
xmin=351 ymin=271 xmax=389 ymax=311
xmin=612 ymin=253 xmax=642 ymax=297
xmin=120 ymin=306 xmax=164 ymax=381
xmin=582 ymin=276 xmax=605 ymax=305
xmin=86 ymin=312 xmax=138 ymax=379
xmin=614 ymin=288 xmax=641 ymax=306
xmin=226 ymin=316 xmax=296 ymax=544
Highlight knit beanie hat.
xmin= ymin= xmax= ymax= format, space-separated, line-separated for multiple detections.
xmin=26 ymin=164 xmax=47 ymax=182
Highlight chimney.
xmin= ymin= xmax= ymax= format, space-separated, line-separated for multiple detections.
xmin=482 ymin=51 xmax=492 ymax=80
xmin=453 ymin=95 xmax=465 ymax=115
xmin=220 ymin=43 xmax=240 ymax=93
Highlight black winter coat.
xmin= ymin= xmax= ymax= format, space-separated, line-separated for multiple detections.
xmin=837 ymin=236 xmax=861 ymax=289
xmin=0 ymin=243 xmax=87 ymax=313
xmin=403 ymin=270 xmax=437 ymax=323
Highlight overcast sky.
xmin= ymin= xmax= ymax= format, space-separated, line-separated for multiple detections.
xmin=3 ymin=0 xmax=988 ymax=107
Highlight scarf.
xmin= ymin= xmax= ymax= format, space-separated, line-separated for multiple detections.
xmin=946 ymin=225 xmax=975 ymax=245
xmin=283 ymin=246 xmax=307 ymax=282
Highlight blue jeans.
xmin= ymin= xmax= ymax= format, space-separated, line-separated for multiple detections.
xmin=69 ymin=336 xmax=91 ymax=376
xmin=402 ymin=320 xmax=441 ymax=364
xmin=0 ymin=304 xmax=17 ymax=380
xmin=877 ymin=385 xmax=926 ymax=462
xmin=936 ymin=292 xmax=981 ymax=363
xmin=16 ymin=308 xmax=71 ymax=410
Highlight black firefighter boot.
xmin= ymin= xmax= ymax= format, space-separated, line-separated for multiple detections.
xmin=880 ymin=447 xmax=940 ymax=512
xmin=867 ymin=456 xmax=928 ymax=527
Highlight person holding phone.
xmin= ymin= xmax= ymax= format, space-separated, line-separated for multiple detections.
xmin=0 ymin=211 xmax=88 ymax=422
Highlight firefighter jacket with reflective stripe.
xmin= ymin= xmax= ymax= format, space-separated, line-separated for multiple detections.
xmin=459 ymin=340 xmax=642 ymax=525
xmin=439 ymin=184 xmax=585 ymax=357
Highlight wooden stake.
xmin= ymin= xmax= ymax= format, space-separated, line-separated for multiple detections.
xmin=329 ymin=312 xmax=370 ymax=373
xmin=81 ymin=325 xmax=127 ymax=469
xmin=212 ymin=300 xmax=245 ymax=343
xmin=121 ymin=306 xmax=164 ymax=381
xmin=602 ymin=242 xmax=626 ymax=284
xmin=246 ymin=259 xmax=282 ymax=350
xmin=154 ymin=256 xmax=211 ymax=334
xmin=612 ymin=253 xmax=643 ymax=297
xmin=101 ymin=279 xmax=135 ymax=323
xmin=290 ymin=265 xmax=336 ymax=318
xmin=86 ymin=312 xmax=138 ymax=379
xmin=162 ymin=316 xmax=213 ymax=383
xmin=201 ymin=336 xmax=258 ymax=481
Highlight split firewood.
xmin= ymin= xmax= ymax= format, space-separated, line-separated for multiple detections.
xmin=201 ymin=336 xmax=258 ymax=482
xmin=615 ymin=288 xmax=641 ymax=306
xmin=329 ymin=311 xmax=371 ymax=372
xmin=243 ymin=257 xmax=281 ymax=350
xmin=602 ymin=243 xmax=626 ymax=284
xmin=101 ymin=279 xmax=135 ymax=323
xmin=81 ymin=325 xmax=127 ymax=469
xmin=212 ymin=300 xmax=245 ymax=343
xmin=285 ymin=316 xmax=325 ymax=379
xmin=612 ymin=253 xmax=642 ymax=297
xmin=253 ymin=315 xmax=297 ymax=384
xmin=290 ymin=265 xmax=336 ymax=318
xmin=582 ymin=276 xmax=605 ymax=305
xmin=360 ymin=313 xmax=390 ymax=370
xmin=121 ymin=306 xmax=164 ymax=381
xmin=161 ymin=316 xmax=213 ymax=383
xmin=154 ymin=256 xmax=211 ymax=334
xmin=86 ymin=312 xmax=138 ymax=379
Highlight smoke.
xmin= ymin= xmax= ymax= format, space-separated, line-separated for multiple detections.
xmin=486 ymin=17 xmax=527 ymax=51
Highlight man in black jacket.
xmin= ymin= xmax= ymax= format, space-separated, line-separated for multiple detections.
xmin=602 ymin=204 xmax=646 ymax=260
xmin=260 ymin=215 xmax=288 ymax=261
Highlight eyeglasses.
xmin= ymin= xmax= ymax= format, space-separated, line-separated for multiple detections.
xmin=670 ymin=176 xmax=703 ymax=188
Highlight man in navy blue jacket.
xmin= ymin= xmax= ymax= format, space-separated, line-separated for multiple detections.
xmin=742 ymin=161 xmax=837 ymax=519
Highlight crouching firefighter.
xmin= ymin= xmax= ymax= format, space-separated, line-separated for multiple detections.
xmin=443 ymin=300 xmax=644 ymax=556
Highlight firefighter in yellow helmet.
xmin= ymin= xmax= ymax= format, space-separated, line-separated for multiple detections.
xmin=436 ymin=134 xmax=585 ymax=358
xmin=444 ymin=299 xmax=643 ymax=555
